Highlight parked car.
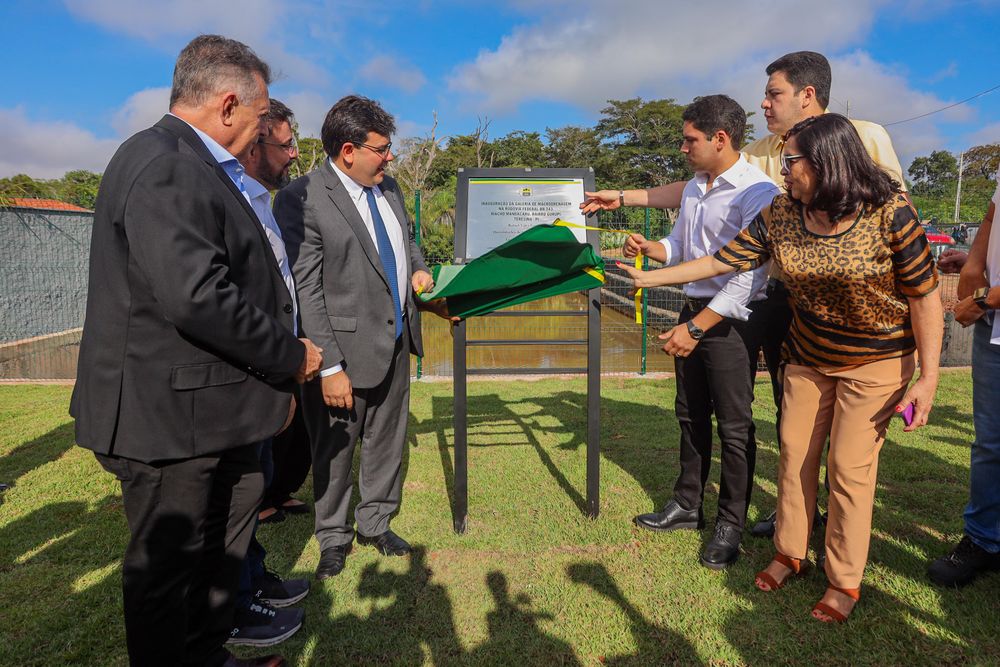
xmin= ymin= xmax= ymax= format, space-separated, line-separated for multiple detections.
xmin=922 ymin=224 xmax=955 ymax=246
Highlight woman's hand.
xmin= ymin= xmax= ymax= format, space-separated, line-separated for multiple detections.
xmin=896 ymin=374 xmax=938 ymax=432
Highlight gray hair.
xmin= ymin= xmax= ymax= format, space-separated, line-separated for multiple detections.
xmin=169 ymin=35 xmax=271 ymax=108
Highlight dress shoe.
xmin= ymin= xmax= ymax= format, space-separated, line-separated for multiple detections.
xmin=222 ymin=652 xmax=286 ymax=667
xmin=357 ymin=529 xmax=412 ymax=556
xmin=280 ymin=499 xmax=310 ymax=515
xmin=315 ymin=543 xmax=351 ymax=580
xmin=258 ymin=508 xmax=286 ymax=524
xmin=634 ymin=500 xmax=704 ymax=532
xmin=700 ymin=521 xmax=742 ymax=570
xmin=750 ymin=511 xmax=776 ymax=538
xmin=928 ymin=535 xmax=1000 ymax=588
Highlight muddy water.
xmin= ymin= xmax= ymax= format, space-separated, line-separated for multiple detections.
xmin=414 ymin=292 xmax=676 ymax=376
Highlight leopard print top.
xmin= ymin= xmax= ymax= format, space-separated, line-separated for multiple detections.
xmin=715 ymin=193 xmax=938 ymax=367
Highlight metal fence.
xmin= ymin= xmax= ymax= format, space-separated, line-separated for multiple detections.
xmin=0 ymin=198 xmax=975 ymax=381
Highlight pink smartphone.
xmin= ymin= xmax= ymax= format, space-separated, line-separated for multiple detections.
xmin=899 ymin=403 xmax=915 ymax=427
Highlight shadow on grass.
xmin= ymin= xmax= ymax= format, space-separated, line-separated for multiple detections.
xmin=0 ymin=497 xmax=128 ymax=663
xmin=410 ymin=386 xmax=780 ymax=537
xmin=567 ymin=562 xmax=699 ymax=664
xmin=717 ymin=427 xmax=1000 ymax=665
xmin=0 ymin=422 xmax=75 ymax=490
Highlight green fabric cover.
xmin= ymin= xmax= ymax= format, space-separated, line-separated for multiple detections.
xmin=418 ymin=224 xmax=605 ymax=319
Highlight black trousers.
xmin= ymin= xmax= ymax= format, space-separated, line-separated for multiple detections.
xmin=264 ymin=398 xmax=312 ymax=510
xmin=740 ymin=282 xmax=793 ymax=441
xmin=672 ymin=305 xmax=756 ymax=529
xmin=96 ymin=444 xmax=263 ymax=667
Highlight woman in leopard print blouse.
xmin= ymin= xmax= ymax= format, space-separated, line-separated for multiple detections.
xmin=622 ymin=114 xmax=942 ymax=623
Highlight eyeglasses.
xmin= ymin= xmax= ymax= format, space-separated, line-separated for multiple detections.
xmin=258 ymin=137 xmax=298 ymax=155
xmin=779 ymin=152 xmax=805 ymax=171
xmin=353 ymin=141 xmax=393 ymax=158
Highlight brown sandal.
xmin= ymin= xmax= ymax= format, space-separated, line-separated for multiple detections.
xmin=755 ymin=553 xmax=807 ymax=591
xmin=812 ymin=586 xmax=860 ymax=623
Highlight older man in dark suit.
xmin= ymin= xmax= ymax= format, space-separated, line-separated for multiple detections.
xmin=275 ymin=96 xmax=441 ymax=581
xmin=71 ymin=35 xmax=321 ymax=667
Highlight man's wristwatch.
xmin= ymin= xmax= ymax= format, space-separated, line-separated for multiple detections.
xmin=686 ymin=320 xmax=705 ymax=340
xmin=618 ymin=190 xmax=625 ymax=207
xmin=973 ymin=286 xmax=991 ymax=310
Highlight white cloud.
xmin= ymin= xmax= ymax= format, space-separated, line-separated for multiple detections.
xmin=447 ymin=0 xmax=971 ymax=170
xmin=0 ymin=108 xmax=120 ymax=178
xmin=111 ymin=87 xmax=171 ymax=138
xmin=359 ymin=56 xmax=428 ymax=94
xmin=964 ymin=120 xmax=1000 ymax=149
xmin=447 ymin=0 xmax=885 ymax=111
xmin=276 ymin=90 xmax=333 ymax=139
xmin=825 ymin=51 xmax=971 ymax=168
xmin=63 ymin=0 xmax=329 ymax=85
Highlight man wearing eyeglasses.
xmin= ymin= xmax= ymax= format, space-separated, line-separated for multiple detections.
xmin=274 ymin=95 xmax=436 ymax=581
xmin=226 ymin=98 xmax=309 ymax=650
xmin=581 ymin=51 xmax=907 ymax=540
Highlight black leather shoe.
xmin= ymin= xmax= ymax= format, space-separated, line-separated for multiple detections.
xmin=701 ymin=521 xmax=742 ymax=570
xmin=357 ymin=529 xmax=412 ymax=556
xmin=750 ymin=511 xmax=776 ymax=538
xmin=928 ymin=535 xmax=1000 ymax=588
xmin=634 ymin=500 xmax=704 ymax=532
xmin=315 ymin=543 xmax=351 ymax=580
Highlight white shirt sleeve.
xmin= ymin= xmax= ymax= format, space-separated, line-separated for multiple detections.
xmin=706 ymin=182 xmax=779 ymax=320
xmin=320 ymin=363 xmax=345 ymax=377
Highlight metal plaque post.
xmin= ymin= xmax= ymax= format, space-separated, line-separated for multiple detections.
xmin=451 ymin=167 xmax=601 ymax=534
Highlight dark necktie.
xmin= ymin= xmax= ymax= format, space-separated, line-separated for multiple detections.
xmin=364 ymin=187 xmax=402 ymax=339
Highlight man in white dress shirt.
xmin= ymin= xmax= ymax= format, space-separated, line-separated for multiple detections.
xmin=621 ymin=95 xmax=779 ymax=569
xmin=226 ymin=99 xmax=311 ymax=649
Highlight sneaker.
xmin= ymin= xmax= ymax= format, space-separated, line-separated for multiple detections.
xmin=928 ymin=535 xmax=1000 ymax=588
xmin=254 ymin=568 xmax=310 ymax=608
xmin=227 ymin=600 xmax=304 ymax=647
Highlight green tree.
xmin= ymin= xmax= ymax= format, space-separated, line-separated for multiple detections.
xmin=594 ymin=98 xmax=689 ymax=188
xmin=544 ymin=125 xmax=604 ymax=172
xmin=57 ymin=170 xmax=102 ymax=209
xmin=491 ymin=131 xmax=547 ymax=168
xmin=0 ymin=173 xmax=53 ymax=200
xmin=908 ymin=150 xmax=958 ymax=196
xmin=961 ymin=143 xmax=1000 ymax=179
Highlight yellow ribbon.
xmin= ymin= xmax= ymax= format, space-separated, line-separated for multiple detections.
xmin=553 ymin=219 xmax=643 ymax=324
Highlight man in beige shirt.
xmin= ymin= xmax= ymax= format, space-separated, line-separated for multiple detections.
xmin=582 ymin=51 xmax=908 ymax=540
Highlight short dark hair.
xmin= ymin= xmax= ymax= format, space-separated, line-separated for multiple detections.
xmin=170 ymin=35 xmax=271 ymax=108
xmin=265 ymin=98 xmax=294 ymax=130
xmin=321 ymin=95 xmax=396 ymax=158
xmin=766 ymin=51 xmax=832 ymax=109
xmin=681 ymin=94 xmax=747 ymax=148
xmin=784 ymin=114 xmax=899 ymax=221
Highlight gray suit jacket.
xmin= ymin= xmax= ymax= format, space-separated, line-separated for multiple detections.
xmin=274 ymin=160 xmax=428 ymax=388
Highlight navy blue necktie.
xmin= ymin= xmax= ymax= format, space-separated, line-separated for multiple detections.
xmin=364 ymin=187 xmax=402 ymax=339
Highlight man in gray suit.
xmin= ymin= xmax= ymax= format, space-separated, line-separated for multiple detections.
xmin=274 ymin=95 xmax=436 ymax=580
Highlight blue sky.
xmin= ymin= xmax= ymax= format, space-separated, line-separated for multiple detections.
xmin=2 ymin=0 xmax=998 ymax=178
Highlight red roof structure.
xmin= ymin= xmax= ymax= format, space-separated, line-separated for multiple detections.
xmin=3 ymin=197 xmax=92 ymax=212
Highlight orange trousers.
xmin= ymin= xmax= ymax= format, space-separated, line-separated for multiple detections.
xmin=774 ymin=354 xmax=914 ymax=589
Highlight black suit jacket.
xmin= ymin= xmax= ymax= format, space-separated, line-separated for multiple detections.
xmin=70 ymin=114 xmax=304 ymax=463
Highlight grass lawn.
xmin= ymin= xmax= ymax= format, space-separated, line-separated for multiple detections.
xmin=0 ymin=373 xmax=997 ymax=666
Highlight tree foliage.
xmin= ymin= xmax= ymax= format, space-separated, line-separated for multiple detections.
xmin=908 ymin=144 xmax=998 ymax=224
xmin=0 ymin=171 xmax=102 ymax=209
xmin=908 ymin=150 xmax=958 ymax=196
